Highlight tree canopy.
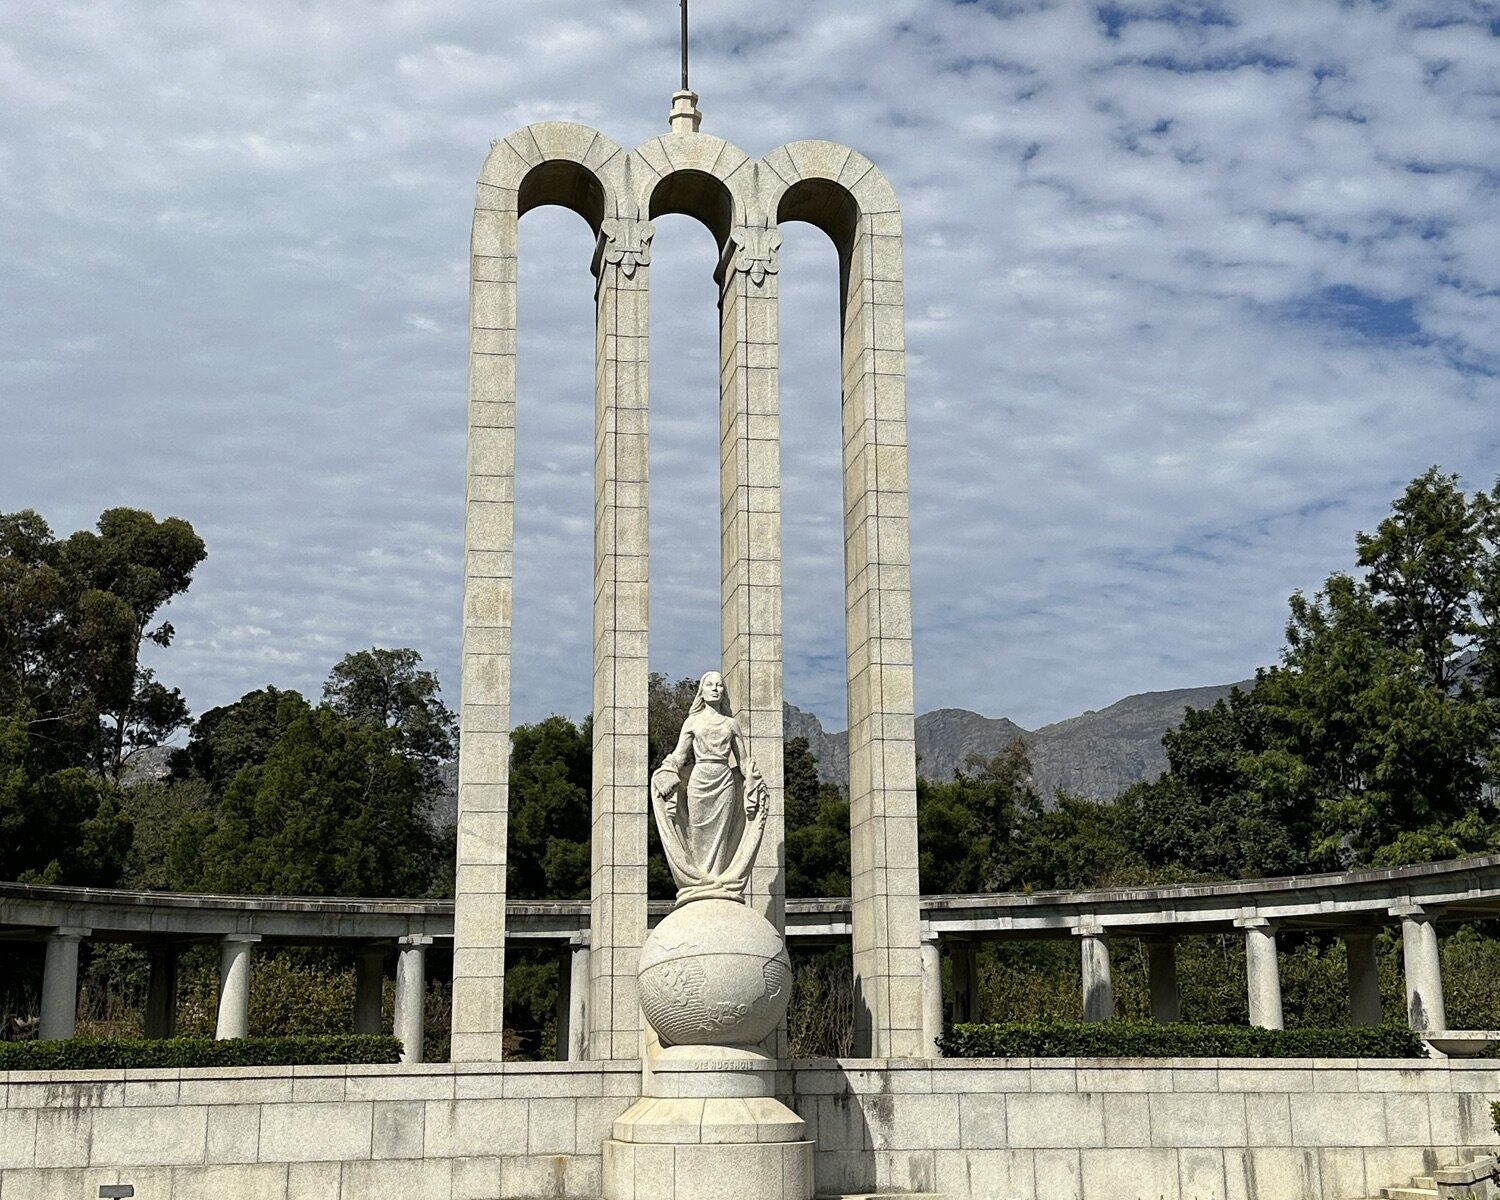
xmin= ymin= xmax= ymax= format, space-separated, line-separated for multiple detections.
xmin=1126 ymin=467 xmax=1500 ymax=874
xmin=191 ymin=694 xmax=438 ymax=897
xmin=0 ymin=507 xmax=204 ymax=883
xmin=1 ymin=507 xmax=204 ymax=779
xmin=506 ymin=714 xmax=591 ymax=901
xmin=163 ymin=650 xmax=457 ymax=898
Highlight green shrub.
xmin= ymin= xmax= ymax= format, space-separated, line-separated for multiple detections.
xmin=173 ymin=957 xmax=359 ymax=1038
xmin=938 ymin=1020 xmax=1425 ymax=1059
xmin=0 ymin=1034 xmax=400 ymax=1071
xmin=1492 ymin=1099 xmax=1499 ymax=1138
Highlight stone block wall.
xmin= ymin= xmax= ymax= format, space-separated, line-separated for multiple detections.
xmin=0 ymin=1061 xmax=638 ymax=1199
xmin=783 ymin=1058 xmax=1500 ymax=1200
xmin=1 ymin=1058 xmax=1496 ymax=1199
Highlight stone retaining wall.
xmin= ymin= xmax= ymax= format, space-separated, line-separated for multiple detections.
xmin=1 ymin=1058 xmax=1495 ymax=1199
xmin=787 ymin=1058 xmax=1500 ymax=1200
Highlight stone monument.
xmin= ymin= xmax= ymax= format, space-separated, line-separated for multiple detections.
xmin=454 ymin=92 xmax=922 ymax=1066
xmin=601 ymin=671 xmax=812 ymax=1200
xmin=452 ymin=15 xmax=924 ymax=1192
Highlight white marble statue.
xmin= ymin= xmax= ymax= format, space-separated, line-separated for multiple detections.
xmin=650 ymin=671 xmax=770 ymax=904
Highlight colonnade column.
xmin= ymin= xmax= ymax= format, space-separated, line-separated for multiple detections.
xmin=39 ymin=927 xmax=90 ymax=1041
xmin=950 ymin=941 xmax=978 ymax=1024
xmin=718 ymin=219 xmax=785 ymax=935
xmin=354 ymin=945 xmax=385 ymax=1035
xmin=1075 ymin=922 xmax=1114 ymax=1022
xmin=395 ymin=934 xmax=432 ymax=1064
xmin=1392 ymin=903 xmax=1446 ymax=1032
xmin=1144 ymin=937 xmax=1181 ymax=1023
xmin=145 ymin=942 xmax=178 ymax=1039
xmin=215 ymin=933 xmax=260 ymax=1040
xmin=1236 ymin=917 xmax=1284 ymax=1030
xmin=1343 ymin=929 xmax=1384 ymax=1026
xmin=556 ymin=935 xmax=590 ymax=1063
xmin=919 ymin=933 xmax=943 ymax=1056
xmin=588 ymin=214 xmax=653 ymax=1061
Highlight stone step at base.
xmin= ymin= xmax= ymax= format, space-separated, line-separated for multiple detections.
xmin=1381 ymin=1188 xmax=1438 ymax=1200
xmin=1411 ymin=1177 xmax=1437 ymax=1190
xmin=816 ymin=1194 xmax=945 ymax=1200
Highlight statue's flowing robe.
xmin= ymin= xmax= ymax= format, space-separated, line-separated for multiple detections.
xmin=678 ymin=714 xmax=745 ymax=877
xmin=652 ymin=709 xmax=767 ymax=902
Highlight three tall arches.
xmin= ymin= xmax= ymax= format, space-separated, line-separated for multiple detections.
xmin=453 ymin=123 xmax=922 ymax=1061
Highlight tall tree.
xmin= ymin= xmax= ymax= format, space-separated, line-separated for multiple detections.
xmin=172 ymin=686 xmax=300 ymax=794
xmin=783 ymin=737 xmax=824 ymax=832
xmin=648 ymin=673 xmax=699 ymax=769
xmin=1124 ymin=687 xmax=1318 ymax=879
xmin=323 ymin=648 xmax=457 ymax=791
xmin=785 ymin=736 xmax=850 ymax=898
xmin=0 ymin=507 xmax=204 ymax=779
xmin=0 ymin=507 xmax=200 ymax=885
xmin=1134 ymin=468 xmax=1500 ymax=873
xmin=195 ymin=693 xmax=438 ymax=897
xmin=0 ymin=710 xmax=131 ymax=885
xmin=918 ymin=740 xmax=1037 ymax=894
xmin=506 ymin=715 xmax=592 ymax=901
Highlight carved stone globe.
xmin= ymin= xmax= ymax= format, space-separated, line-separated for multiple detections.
xmin=637 ymin=897 xmax=792 ymax=1047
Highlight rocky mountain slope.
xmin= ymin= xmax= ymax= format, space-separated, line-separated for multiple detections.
xmin=787 ymin=679 xmax=1253 ymax=800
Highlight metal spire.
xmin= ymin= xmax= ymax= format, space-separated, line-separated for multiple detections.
xmin=670 ymin=0 xmax=702 ymax=133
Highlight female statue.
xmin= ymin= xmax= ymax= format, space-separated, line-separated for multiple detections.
xmin=650 ymin=671 xmax=770 ymax=904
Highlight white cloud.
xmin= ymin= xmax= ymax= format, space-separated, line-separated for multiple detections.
xmin=2 ymin=0 xmax=1497 ymax=734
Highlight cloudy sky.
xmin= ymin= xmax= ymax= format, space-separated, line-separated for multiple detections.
xmin=3 ymin=1 xmax=1498 ymax=735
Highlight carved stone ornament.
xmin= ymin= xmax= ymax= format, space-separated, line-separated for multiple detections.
xmin=598 ymin=217 xmax=655 ymax=278
xmin=730 ymin=223 xmax=783 ymax=286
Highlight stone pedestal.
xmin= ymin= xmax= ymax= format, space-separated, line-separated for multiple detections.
xmin=603 ymin=1046 xmax=812 ymax=1200
xmin=602 ymin=898 xmax=812 ymax=1200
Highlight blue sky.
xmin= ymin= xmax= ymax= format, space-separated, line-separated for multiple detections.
xmin=2 ymin=1 xmax=1498 ymax=733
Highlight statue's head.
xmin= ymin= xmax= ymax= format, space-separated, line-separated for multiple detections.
xmin=689 ymin=670 xmax=732 ymax=717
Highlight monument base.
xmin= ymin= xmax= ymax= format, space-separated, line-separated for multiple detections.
xmin=603 ymin=1123 xmax=812 ymax=1200
xmin=601 ymin=1044 xmax=814 ymax=1200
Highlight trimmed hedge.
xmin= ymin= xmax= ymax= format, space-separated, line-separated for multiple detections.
xmin=0 ymin=1035 xmax=402 ymax=1071
xmin=938 ymin=1020 xmax=1426 ymax=1059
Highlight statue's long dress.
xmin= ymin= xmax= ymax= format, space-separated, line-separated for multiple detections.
xmin=682 ymin=715 xmax=745 ymax=877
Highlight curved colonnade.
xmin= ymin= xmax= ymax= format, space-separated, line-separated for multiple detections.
xmin=4 ymin=853 xmax=1496 ymax=1059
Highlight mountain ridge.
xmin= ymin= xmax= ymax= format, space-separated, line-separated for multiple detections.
xmin=787 ymin=679 xmax=1254 ymax=800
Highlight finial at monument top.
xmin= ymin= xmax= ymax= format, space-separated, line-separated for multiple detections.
xmin=669 ymin=0 xmax=702 ymax=134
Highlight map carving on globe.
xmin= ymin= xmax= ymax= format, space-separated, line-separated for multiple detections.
xmin=637 ymin=898 xmax=792 ymax=1047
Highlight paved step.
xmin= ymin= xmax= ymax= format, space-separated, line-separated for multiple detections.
xmin=1411 ymin=1177 xmax=1437 ymax=1190
xmin=1381 ymin=1188 xmax=1438 ymax=1199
